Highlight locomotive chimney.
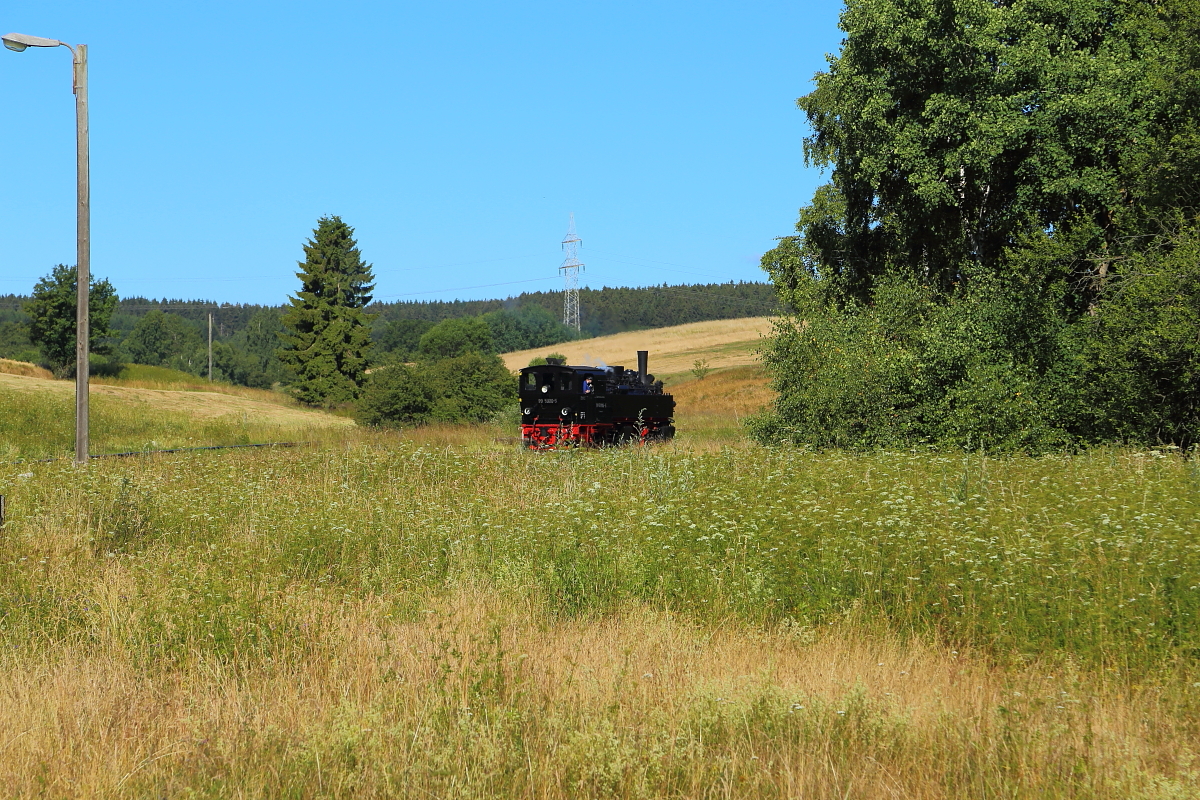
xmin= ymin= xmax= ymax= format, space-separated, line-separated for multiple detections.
xmin=637 ymin=351 xmax=648 ymax=385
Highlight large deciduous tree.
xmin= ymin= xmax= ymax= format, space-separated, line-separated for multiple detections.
xmin=278 ymin=216 xmax=375 ymax=406
xmin=122 ymin=310 xmax=204 ymax=371
xmin=25 ymin=264 xmax=118 ymax=377
xmin=755 ymin=0 xmax=1200 ymax=450
xmin=784 ymin=0 xmax=1175 ymax=307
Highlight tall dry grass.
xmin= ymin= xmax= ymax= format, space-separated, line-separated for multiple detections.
xmin=0 ymin=358 xmax=54 ymax=380
xmin=667 ymin=365 xmax=774 ymax=445
xmin=2 ymin=586 xmax=1196 ymax=798
xmin=0 ymin=441 xmax=1198 ymax=796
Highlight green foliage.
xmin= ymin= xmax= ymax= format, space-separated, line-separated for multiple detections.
xmin=1076 ymin=222 xmax=1200 ymax=447
xmin=5 ymin=281 xmax=775 ymax=389
xmin=481 ymin=305 xmax=580 ymax=352
xmin=758 ymin=0 xmax=1200 ymax=450
xmin=794 ymin=0 xmax=1176 ymax=303
xmin=418 ymin=317 xmax=493 ymax=359
xmin=24 ymin=265 xmax=118 ymax=376
xmin=0 ymin=321 xmax=38 ymax=363
xmin=356 ymin=364 xmax=436 ymax=427
xmin=357 ymin=352 xmax=516 ymax=427
xmin=372 ymin=318 xmax=434 ymax=361
xmin=121 ymin=310 xmax=205 ymax=372
xmin=426 ymin=352 xmax=518 ymax=423
xmin=217 ymin=308 xmax=289 ymax=388
xmin=751 ymin=273 xmax=1079 ymax=452
xmin=527 ymin=352 xmax=568 ymax=367
xmin=278 ymin=216 xmax=375 ymax=406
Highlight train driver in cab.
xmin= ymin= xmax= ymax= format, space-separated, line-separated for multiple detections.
xmin=582 ymin=376 xmax=593 ymax=394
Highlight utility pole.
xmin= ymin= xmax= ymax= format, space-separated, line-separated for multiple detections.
xmin=75 ymin=44 xmax=89 ymax=462
xmin=208 ymin=310 xmax=213 ymax=382
xmin=3 ymin=33 xmax=91 ymax=464
xmin=560 ymin=213 xmax=583 ymax=331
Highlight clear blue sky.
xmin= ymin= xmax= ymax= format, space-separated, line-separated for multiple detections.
xmin=1 ymin=1 xmax=843 ymax=306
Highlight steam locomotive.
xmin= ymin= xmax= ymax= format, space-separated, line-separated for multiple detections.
xmin=519 ymin=350 xmax=676 ymax=449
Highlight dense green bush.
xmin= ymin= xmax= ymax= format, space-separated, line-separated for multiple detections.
xmin=1076 ymin=223 xmax=1200 ymax=447
xmin=427 ymin=351 xmax=518 ymax=423
xmin=754 ymin=226 xmax=1200 ymax=451
xmin=357 ymin=351 xmax=516 ymax=427
xmin=418 ymin=317 xmax=493 ymax=359
xmin=356 ymin=364 xmax=437 ymax=426
xmin=751 ymin=272 xmax=1079 ymax=452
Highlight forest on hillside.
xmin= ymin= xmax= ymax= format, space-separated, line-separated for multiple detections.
xmin=0 ymin=280 xmax=776 ymax=389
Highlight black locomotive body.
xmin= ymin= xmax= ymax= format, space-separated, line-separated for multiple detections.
xmin=519 ymin=350 xmax=675 ymax=449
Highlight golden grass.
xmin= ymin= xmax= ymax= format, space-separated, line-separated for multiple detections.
xmin=0 ymin=371 xmax=351 ymax=429
xmin=91 ymin=374 xmax=299 ymax=404
xmin=0 ymin=358 xmax=54 ymax=380
xmin=0 ymin=585 xmax=1194 ymax=798
xmin=669 ymin=364 xmax=774 ymax=416
xmin=1 ymin=441 xmax=1198 ymax=796
xmin=501 ymin=317 xmax=774 ymax=377
xmin=657 ymin=365 xmax=774 ymax=447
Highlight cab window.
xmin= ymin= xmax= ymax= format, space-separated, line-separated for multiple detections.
xmin=558 ymin=375 xmax=574 ymax=392
xmin=524 ymin=372 xmax=538 ymax=389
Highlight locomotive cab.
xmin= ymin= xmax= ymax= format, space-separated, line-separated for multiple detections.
xmin=519 ymin=352 xmax=675 ymax=449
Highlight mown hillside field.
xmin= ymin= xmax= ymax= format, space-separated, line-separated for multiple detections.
xmin=1 ymin=351 xmax=1198 ymax=797
xmin=501 ymin=317 xmax=772 ymax=380
xmin=0 ymin=366 xmax=351 ymax=461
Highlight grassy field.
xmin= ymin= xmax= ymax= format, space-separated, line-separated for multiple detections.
xmin=501 ymin=317 xmax=773 ymax=380
xmin=0 ymin=370 xmax=352 ymax=461
xmin=2 ymin=351 xmax=1200 ymax=797
xmin=1 ymin=436 xmax=1198 ymax=797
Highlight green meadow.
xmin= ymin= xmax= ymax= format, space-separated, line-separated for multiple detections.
xmin=1 ymin=430 xmax=1198 ymax=797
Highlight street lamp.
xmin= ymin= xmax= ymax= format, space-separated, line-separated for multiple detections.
xmin=3 ymin=32 xmax=90 ymax=464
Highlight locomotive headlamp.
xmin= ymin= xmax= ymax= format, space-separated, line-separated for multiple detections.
xmin=523 ymin=407 xmax=532 ymax=415
xmin=541 ymin=385 xmax=549 ymax=393
xmin=560 ymin=407 xmax=571 ymax=416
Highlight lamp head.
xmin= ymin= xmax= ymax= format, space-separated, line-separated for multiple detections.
xmin=2 ymin=33 xmax=63 ymax=52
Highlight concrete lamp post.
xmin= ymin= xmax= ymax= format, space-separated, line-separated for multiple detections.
xmin=3 ymin=32 xmax=91 ymax=464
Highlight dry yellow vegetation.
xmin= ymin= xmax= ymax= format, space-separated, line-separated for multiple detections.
xmin=670 ymin=364 xmax=774 ymax=416
xmin=0 ymin=358 xmax=54 ymax=380
xmin=501 ymin=316 xmax=774 ymax=378
xmin=2 ymin=445 xmax=1196 ymax=797
xmin=3 ymin=584 xmax=1191 ymax=798
xmin=0 ymin=371 xmax=351 ymax=428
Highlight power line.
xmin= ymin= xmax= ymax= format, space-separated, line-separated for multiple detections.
xmin=374 ymin=276 xmax=559 ymax=299
xmin=0 ymin=253 xmax=550 ymax=286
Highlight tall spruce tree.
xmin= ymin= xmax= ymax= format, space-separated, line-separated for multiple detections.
xmin=278 ymin=216 xmax=375 ymax=405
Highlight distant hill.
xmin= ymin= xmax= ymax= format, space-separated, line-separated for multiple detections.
xmin=372 ymin=282 xmax=778 ymax=337
xmin=2 ymin=281 xmax=775 ymax=340
xmin=501 ymin=316 xmax=774 ymax=380
xmin=1 ymin=281 xmax=779 ymax=387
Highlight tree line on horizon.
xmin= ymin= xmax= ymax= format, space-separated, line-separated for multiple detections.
xmin=0 ymin=220 xmax=776 ymax=423
xmin=753 ymin=0 xmax=1200 ymax=452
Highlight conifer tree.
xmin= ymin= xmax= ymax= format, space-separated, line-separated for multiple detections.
xmin=278 ymin=216 xmax=375 ymax=405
